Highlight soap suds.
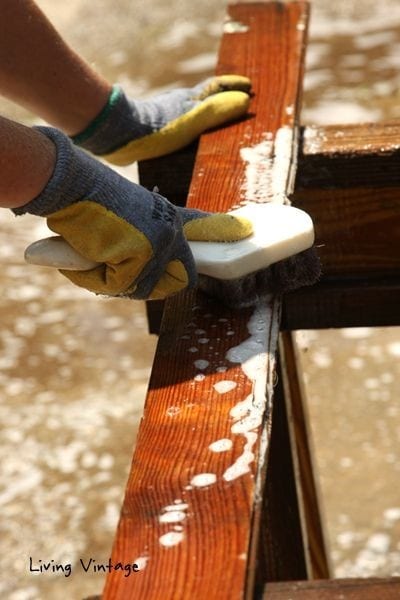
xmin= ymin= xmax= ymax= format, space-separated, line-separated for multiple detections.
xmin=190 ymin=473 xmax=217 ymax=488
xmin=213 ymin=380 xmax=237 ymax=394
xmin=240 ymin=127 xmax=295 ymax=205
xmin=240 ymin=135 xmax=274 ymax=204
xmin=166 ymin=503 xmax=188 ymax=511
xmin=159 ymin=511 xmax=187 ymax=524
xmin=222 ymin=300 xmax=279 ymax=483
xmin=209 ymin=438 xmax=233 ymax=453
xmin=159 ymin=531 xmax=184 ymax=547
xmin=158 ymin=502 xmax=189 ymax=548
xmin=223 ymin=431 xmax=258 ymax=481
xmin=134 ymin=556 xmax=149 ymax=570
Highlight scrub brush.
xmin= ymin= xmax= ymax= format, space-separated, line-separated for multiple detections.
xmin=24 ymin=203 xmax=321 ymax=308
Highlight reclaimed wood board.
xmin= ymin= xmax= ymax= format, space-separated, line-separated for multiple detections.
xmin=294 ymin=122 xmax=400 ymax=277
xmin=283 ymin=121 xmax=400 ymax=330
xmin=263 ymin=577 xmax=400 ymax=599
xmin=102 ymin=3 xmax=309 ymax=599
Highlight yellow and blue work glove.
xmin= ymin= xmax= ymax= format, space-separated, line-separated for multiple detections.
xmin=14 ymin=127 xmax=253 ymax=300
xmin=71 ymin=75 xmax=251 ymax=165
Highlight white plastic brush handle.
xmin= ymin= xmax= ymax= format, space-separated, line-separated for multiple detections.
xmin=24 ymin=204 xmax=315 ymax=280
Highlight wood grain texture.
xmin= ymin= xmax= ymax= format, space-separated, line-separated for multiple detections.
xmin=263 ymin=578 xmax=400 ymax=599
xmin=292 ymin=186 xmax=400 ymax=277
xmin=293 ymin=121 xmax=400 ymax=279
xmin=102 ymin=3 xmax=309 ymax=599
xmin=302 ymin=122 xmax=400 ymax=156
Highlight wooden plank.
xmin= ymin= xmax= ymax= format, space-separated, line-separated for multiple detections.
xmin=297 ymin=122 xmax=400 ymax=189
xmin=285 ymin=122 xmax=400 ymax=329
xmin=281 ymin=277 xmax=400 ymax=330
xmin=302 ymin=122 xmax=400 ymax=156
xmin=255 ymin=332 xmax=330 ymax=588
xmin=138 ymin=143 xmax=198 ymax=208
xmin=292 ymin=122 xmax=400 ymax=279
xmin=255 ymin=357 xmax=309 ymax=588
xmin=292 ymin=187 xmax=400 ymax=278
xmin=102 ymin=3 xmax=309 ymax=599
xmin=278 ymin=332 xmax=330 ymax=579
xmin=263 ymin=578 xmax=400 ymax=599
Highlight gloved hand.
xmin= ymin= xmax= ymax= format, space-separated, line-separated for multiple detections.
xmin=14 ymin=127 xmax=253 ymax=300
xmin=72 ymin=75 xmax=252 ymax=165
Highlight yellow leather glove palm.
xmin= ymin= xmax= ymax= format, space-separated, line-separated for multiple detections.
xmin=15 ymin=127 xmax=252 ymax=300
xmin=73 ymin=75 xmax=252 ymax=165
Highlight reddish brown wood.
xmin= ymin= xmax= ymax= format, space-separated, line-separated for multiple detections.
xmin=263 ymin=578 xmax=400 ymax=599
xmin=102 ymin=3 xmax=309 ymax=599
xmin=302 ymin=122 xmax=400 ymax=156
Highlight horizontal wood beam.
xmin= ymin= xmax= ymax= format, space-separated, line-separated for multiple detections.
xmin=292 ymin=186 xmax=400 ymax=279
xmin=293 ymin=122 xmax=400 ymax=279
xmin=285 ymin=121 xmax=400 ymax=329
xmin=302 ymin=121 xmax=400 ymax=156
xmin=263 ymin=577 xmax=400 ymax=599
xmin=281 ymin=276 xmax=400 ymax=330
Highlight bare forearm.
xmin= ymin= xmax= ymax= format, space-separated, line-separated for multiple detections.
xmin=0 ymin=116 xmax=55 ymax=208
xmin=0 ymin=0 xmax=111 ymax=134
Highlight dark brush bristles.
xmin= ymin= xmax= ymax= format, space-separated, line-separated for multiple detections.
xmin=197 ymin=246 xmax=321 ymax=309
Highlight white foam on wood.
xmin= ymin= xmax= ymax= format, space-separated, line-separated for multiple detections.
xmin=159 ymin=531 xmax=185 ymax=547
xmin=240 ymin=126 xmax=295 ymax=205
xmin=213 ymin=380 xmax=237 ymax=394
xmin=209 ymin=438 xmax=233 ymax=453
xmin=190 ymin=473 xmax=217 ymax=487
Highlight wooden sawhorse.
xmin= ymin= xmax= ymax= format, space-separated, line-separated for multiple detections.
xmin=89 ymin=3 xmax=400 ymax=598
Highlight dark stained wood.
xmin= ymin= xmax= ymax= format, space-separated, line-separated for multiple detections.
xmin=102 ymin=3 xmax=309 ymax=599
xmin=278 ymin=332 xmax=330 ymax=579
xmin=263 ymin=578 xmax=400 ymax=599
xmin=255 ymin=358 xmax=308 ymax=589
xmin=256 ymin=332 xmax=330 ymax=589
xmin=138 ymin=142 xmax=198 ymax=207
xmin=296 ymin=122 xmax=400 ymax=189
xmin=292 ymin=187 xmax=400 ymax=278
xmin=288 ymin=122 xmax=400 ymax=329
xmin=281 ymin=276 xmax=400 ymax=330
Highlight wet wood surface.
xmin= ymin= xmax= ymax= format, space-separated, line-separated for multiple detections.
xmin=102 ymin=3 xmax=309 ymax=599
